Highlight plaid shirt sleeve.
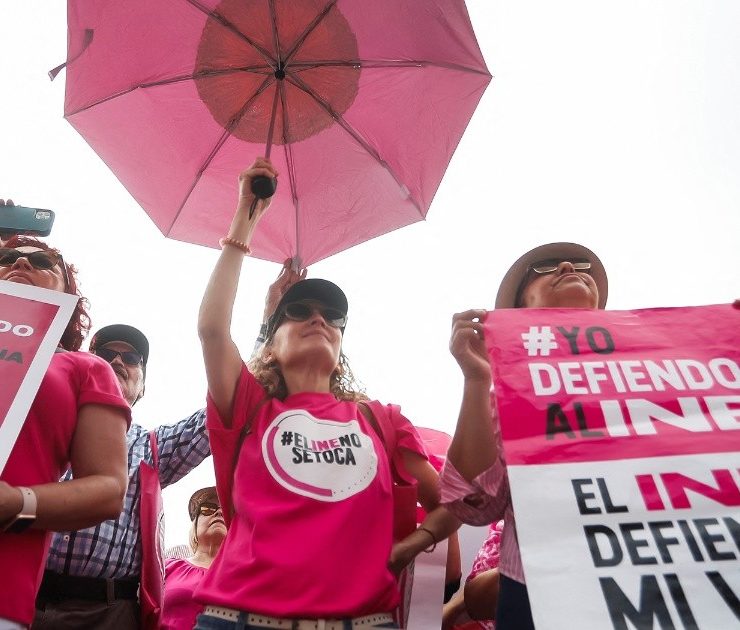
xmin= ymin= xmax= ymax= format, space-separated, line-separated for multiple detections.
xmin=153 ymin=408 xmax=210 ymax=488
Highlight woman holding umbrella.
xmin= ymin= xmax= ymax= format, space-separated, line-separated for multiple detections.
xmin=196 ymin=158 xmax=458 ymax=629
xmin=0 ymin=236 xmax=130 ymax=629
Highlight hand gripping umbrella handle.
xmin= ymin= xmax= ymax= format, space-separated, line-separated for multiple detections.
xmin=251 ymin=176 xmax=277 ymax=199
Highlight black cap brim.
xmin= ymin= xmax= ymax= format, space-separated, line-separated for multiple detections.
xmin=90 ymin=324 xmax=150 ymax=366
xmin=267 ymin=279 xmax=348 ymax=338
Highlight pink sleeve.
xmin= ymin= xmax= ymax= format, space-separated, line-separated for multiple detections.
xmin=467 ymin=520 xmax=504 ymax=580
xmin=205 ymin=363 xmax=264 ymax=432
xmin=77 ymin=354 xmax=132 ymax=427
xmin=392 ymin=408 xmax=427 ymax=458
xmin=206 ymin=364 xmax=265 ymax=525
xmin=440 ymin=457 xmax=510 ymax=526
xmin=387 ymin=406 xmax=428 ymax=485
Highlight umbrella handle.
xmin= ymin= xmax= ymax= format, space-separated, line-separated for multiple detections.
xmin=250 ymin=176 xmax=277 ymax=200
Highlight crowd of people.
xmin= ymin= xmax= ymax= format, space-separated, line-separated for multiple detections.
xmin=1 ymin=150 xmax=701 ymax=630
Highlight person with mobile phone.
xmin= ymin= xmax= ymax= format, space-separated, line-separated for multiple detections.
xmin=0 ymin=236 xmax=131 ymax=630
xmin=0 ymin=199 xmax=55 ymax=243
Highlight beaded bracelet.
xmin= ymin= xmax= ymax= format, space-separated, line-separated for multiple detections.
xmin=219 ymin=236 xmax=251 ymax=255
xmin=418 ymin=526 xmax=437 ymax=553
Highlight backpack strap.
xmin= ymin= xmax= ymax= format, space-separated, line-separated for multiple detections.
xmin=148 ymin=430 xmax=159 ymax=468
xmin=228 ymin=398 xmax=268 ymax=519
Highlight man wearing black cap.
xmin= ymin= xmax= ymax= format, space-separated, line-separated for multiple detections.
xmin=34 ymin=325 xmax=210 ymax=630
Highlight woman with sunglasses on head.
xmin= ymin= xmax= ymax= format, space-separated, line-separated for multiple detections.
xmin=196 ymin=158 xmax=459 ymax=630
xmin=0 ymin=236 xmax=130 ymax=629
xmin=162 ymin=488 xmax=226 ymax=630
xmin=441 ymin=243 xmax=607 ymax=630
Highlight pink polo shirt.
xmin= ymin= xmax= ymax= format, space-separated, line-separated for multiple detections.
xmin=0 ymin=352 xmax=130 ymax=625
xmin=196 ymin=365 xmax=425 ymax=618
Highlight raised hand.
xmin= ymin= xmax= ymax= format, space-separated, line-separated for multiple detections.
xmin=450 ymin=309 xmax=491 ymax=382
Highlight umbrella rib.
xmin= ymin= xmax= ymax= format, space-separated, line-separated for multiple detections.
xmin=289 ymin=59 xmax=491 ymax=77
xmin=267 ymin=0 xmax=283 ymax=64
xmin=65 ymin=66 xmax=274 ymax=118
xmin=165 ymin=75 xmax=276 ymax=235
xmin=283 ymin=0 xmax=339 ymax=64
xmin=183 ymin=0 xmax=277 ymax=70
xmin=286 ymin=73 xmax=424 ymax=218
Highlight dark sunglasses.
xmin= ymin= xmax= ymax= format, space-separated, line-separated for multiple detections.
xmin=281 ymin=301 xmax=348 ymax=329
xmin=0 ymin=247 xmax=70 ymax=290
xmin=514 ymin=258 xmax=592 ymax=307
xmin=95 ymin=347 xmax=144 ymax=367
xmin=198 ymin=502 xmax=220 ymax=517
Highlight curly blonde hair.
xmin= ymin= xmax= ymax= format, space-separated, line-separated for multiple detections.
xmin=248 ymin=345 xmax=367 ymax=402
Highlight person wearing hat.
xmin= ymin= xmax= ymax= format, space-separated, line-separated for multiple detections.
xmin=441 ymin=242 xmax=608 ymax=630
xmin=195 ymin=157 xmax=459 ymax=629
xmin=162 ymin=488 xmax=226 ymax=630
xmin=35 ymin=324 xmax=212 ymax=630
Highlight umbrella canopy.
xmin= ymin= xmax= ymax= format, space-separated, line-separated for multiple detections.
xmin=63 ymin=0 xmax=490 ymax=265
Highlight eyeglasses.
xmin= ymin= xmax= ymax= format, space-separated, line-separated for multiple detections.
xmin=514 ymin=259 xmax=592 ymax=307
xmin=198 ymin=502 xmax=220 ymax=517
xmin=0 ymin=247 xmax=70 ymax=290
xmin=95 ymin=347 xmax=144 ymax=366
xmin=530 ymin=259 xmax=591 ymax=274
xmin=281 ymin=301 xmax=348 ymax=329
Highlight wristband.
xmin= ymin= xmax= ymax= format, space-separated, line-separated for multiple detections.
xmin=2 ymin=486 xmax=37 ymax=534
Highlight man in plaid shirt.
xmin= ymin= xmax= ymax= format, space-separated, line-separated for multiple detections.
xmin=34 ymin=324 xmax=210 ymax=630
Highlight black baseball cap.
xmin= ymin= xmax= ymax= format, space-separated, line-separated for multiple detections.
xmin=267 ymin=279 xmax=348 ymax=338
xmin=90 ymin=324 xmax=150 ymax=367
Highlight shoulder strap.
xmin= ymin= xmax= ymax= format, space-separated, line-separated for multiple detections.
xmin=228 ymin=397 xmax=268 ymax=519
xmin=148 ymin=430 xmax=159 ymax=468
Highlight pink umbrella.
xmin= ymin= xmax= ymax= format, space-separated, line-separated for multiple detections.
xmin=61 ymin=0 xmax=490 ymax=265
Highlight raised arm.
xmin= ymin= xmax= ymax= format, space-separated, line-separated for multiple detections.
xmin=198 ymin=158 xmax=278 ymax=423
xmin=446 ymin=309 xmax=498 ymax=481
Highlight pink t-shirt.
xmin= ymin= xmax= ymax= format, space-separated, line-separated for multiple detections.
xmin=196 ymin=365 xmax=425 ymax=618
xmin=162 ymin=558 xmax=207 ymax=630
xmin=0 ymin=352 xmax=130 ymax=625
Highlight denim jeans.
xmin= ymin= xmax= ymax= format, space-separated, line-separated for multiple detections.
xmin=194 ymin=613 xmax=398 ymax=630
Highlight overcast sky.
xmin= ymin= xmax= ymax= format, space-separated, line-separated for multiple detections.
xmin=1 ymin=1 xmax=738 ymax=548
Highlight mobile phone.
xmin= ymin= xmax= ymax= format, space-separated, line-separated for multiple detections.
xmin=0 ymin=205 xmax=55 ymax=237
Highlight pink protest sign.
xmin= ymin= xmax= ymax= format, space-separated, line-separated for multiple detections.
xmin=0 ymin=281 xmax=78 ymax=473
xmin=485 ymin=304 xmax=739 ymax=630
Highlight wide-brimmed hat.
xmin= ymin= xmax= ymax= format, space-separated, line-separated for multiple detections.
xmin=187 ymin=486 xmax=218 ymax=521
xmin=495 ymin=242 xmax=608 ymax=309
xmin=267 ymin=278 xmax=348 ymax=338
xmin=90 ymin=324 xmax=150 ymax=367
